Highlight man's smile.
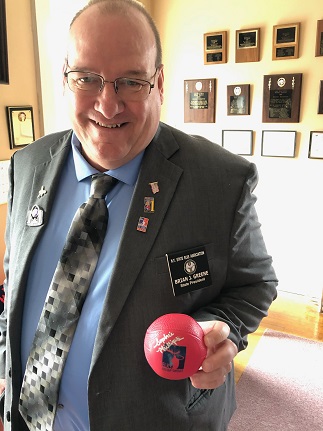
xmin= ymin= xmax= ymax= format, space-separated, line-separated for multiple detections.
xmin=95 ymin=121 xmax=122 ymax=128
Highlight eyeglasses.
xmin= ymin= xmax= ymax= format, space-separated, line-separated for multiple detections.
xmin=64 ymin=69 xmax=158 ymax=101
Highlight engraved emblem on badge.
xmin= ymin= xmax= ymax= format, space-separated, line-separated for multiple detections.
xmin=184 ymin=259 xmax=197 ymax=275
xmin=27 ymin=205 xmax=44 ymax=227
xmin=277 ymin=77 xmax=286 ymax=88
xmin=234 ymin=86 xmax=242 ymax=96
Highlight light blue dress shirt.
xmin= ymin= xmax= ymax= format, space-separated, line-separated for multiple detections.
xmin=21 ymin=134 xmax=144 ymax=430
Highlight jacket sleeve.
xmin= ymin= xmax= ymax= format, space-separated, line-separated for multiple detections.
xmin=192 ymin=163 xmax=278 ymax=352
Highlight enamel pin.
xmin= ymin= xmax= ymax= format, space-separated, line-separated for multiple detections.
xmin=149 ymin=182 xmax=159 ymax=194
xmin=37 ymin=186 xmax=47 ymax=198
xmin=137 ymin=217 xmax=149 ymax=233
xmin=27 ymin=205 xmax=44 ymax=227
xmin=144 ymin=197 xmax=155 ymax=213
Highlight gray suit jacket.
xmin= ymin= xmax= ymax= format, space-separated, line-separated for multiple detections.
xmin=0 ymin=122 xmax=277 ymax=430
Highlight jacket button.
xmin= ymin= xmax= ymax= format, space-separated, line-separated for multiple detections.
xmin=6 ymin=411 xmax=11 ymax=422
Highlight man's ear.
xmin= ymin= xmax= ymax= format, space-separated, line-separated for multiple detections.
xmin=62 ymin=59 xmax=68 ymax=91
xmin=157 ymin=65 xmax=164 ymax=104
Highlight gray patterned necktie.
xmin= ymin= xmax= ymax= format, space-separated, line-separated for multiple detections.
xmin=19 ymin=173 xmax=117 ymax=431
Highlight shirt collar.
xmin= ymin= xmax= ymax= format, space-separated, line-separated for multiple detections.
xmin=71 ymin=132 xmax=144 ymax=186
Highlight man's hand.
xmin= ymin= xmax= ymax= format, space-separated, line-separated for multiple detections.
xmin=190 ymin=321 xmax=238 ymax=389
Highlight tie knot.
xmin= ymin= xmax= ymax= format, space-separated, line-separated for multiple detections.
xmin=90 ymin=174 xmax=117 ymax=198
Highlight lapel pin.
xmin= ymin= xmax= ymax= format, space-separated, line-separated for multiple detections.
xmin=37 ymin=186 xmax=47 ymax=198
xmin=137 ymin=217 xmax=149 ymax=233
xmin=144 ymin=197 xmax=155 ymax=213
xmin=149 ymin=182 xmax=159 ymax=194
xmin=27 ymin=205 xmax=44 ymax=227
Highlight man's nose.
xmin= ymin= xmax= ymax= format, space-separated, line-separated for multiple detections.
xmin=94 ymin=82 xmax=124 ymax=119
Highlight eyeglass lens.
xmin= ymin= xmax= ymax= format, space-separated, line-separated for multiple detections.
xmin=66 ymin=71 xmax=155 ymax=100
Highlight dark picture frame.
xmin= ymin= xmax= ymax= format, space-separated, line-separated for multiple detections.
xmin=308 ymin=131 xmax=323 ymax=159
xmin=6 ymin=106 xmax=35 ymax=149
xmin=227 ymin=84 xmax=250 ymax=115
xmin=272 ymin=23 xmax=300 ymax=60
xmin=0 ymin=0 xmax=9 ymax=84
xmin=204 ymin=31 xmax=227 ymax=64
xmin=222 ymin=130 xmax=253 ymax=155
xmin=318 ymin=81 xmax=323 ymax=114
xmin=261 ymin=130 xmax=296 ymax=158
xmin=315 ymin=20 xmax=323 ymax=57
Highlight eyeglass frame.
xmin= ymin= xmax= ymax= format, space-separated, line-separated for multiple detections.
xmin=63 ymin=66 xmax=160 ymax=99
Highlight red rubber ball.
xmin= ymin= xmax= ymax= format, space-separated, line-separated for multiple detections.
xmin=144 ymin=313 xmax=207 ymax=380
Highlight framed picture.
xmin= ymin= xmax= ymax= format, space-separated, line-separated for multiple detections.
xmin=308 ymin=131 xmax=323 ymax=159
xmin=315 ymin=20 xmax=323 ymax=57
xmin=0 ymin=0 xmax=9 ymax=84
xmin=235 ymin=28 xmax=260 ymax=63
xmin=272 ymin=23 xmax=300 ymax=60
xmin=227 ymin=84 xmax=250 ymax=115
xmin=6 ymin=106 xmax=35 ymax=149
xmin=222 ymin=130 xmax=253 ymax=155
xmin=204 ymin=31 xmax=227 ymax=64
xmin=262 ymin=73 xmax=302 ymax=123
xmin=261 ymin=130 xmax=296 ymax=158
xmin=318 ymin=81 xmax=323 ymax=114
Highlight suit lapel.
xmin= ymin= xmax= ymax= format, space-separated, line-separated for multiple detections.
xmin=91 ymin=125 xmax=183 ymax=365
xmin=10 ymin=134 xmax=71 ymax=314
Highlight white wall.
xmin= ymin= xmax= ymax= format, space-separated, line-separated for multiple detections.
xmin=33 ymin=0 xmax=88 ymax=133
xmin=153 ymin=0 xmax=323 ymax=299
xmin=33 ymin=0 xmax=323 ymax=298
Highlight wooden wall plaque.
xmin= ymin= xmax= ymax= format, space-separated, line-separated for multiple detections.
xmin=272 ymin=23 xmax=300 ymax=60
xmin=227 ymin=84 xmax=250 ymax=115
xmin=235 ymin=28 xmax=260 ymax=63
xmin=315 ymin=20 xmax=323 ymax=57
xmin=184 ymin=79 xmax=216 ymax=123
xmin=204 ymin=31 xmax=227 ymax=64
xmin=262 ymin=74 xmax=302 ymax=123
xmin=318 ymin=81 xmax=323 ymax=114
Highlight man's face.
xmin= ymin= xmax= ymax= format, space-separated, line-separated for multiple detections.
xmin=65 ymin=6 xmax=164 ymax=171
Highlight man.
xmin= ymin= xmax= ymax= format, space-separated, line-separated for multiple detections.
xmin=0 ymin=0 xmax=277 ymax=430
